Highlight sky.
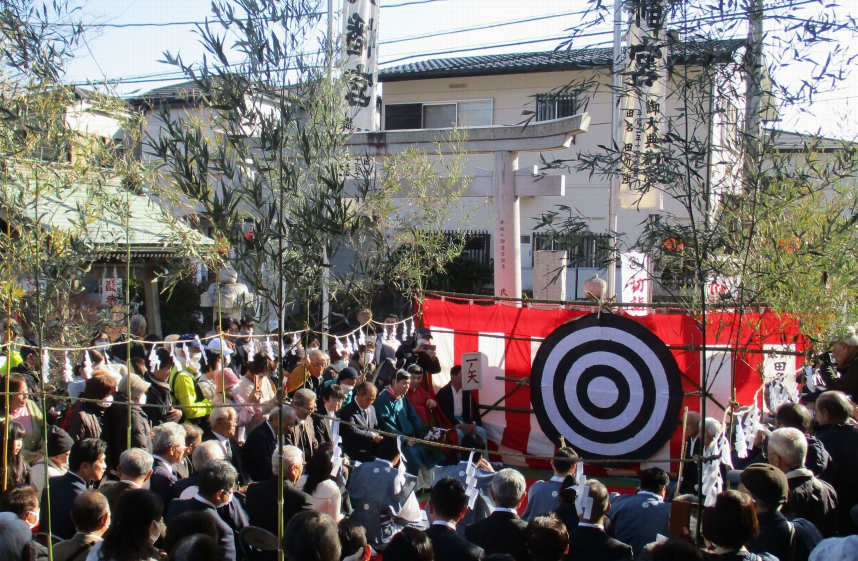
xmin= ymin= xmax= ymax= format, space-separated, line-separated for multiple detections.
xmin=60 ymin=0 xmax=858 ymax=139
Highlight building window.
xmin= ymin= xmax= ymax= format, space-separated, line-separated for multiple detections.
xmin=384 ymin=100 xmax=493 ymax=130
xmin=535 ymin=93 xmax=577 ymax=122
xmin=384 ymin=103 xmax=422 ymax=130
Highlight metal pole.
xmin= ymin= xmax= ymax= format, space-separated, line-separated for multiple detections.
xmin=321 ymin=0 xmax=335 ymax=351
xmin=606 ymin=0 xmax=624 ymax=299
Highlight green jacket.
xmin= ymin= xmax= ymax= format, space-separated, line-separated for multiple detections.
xmin=169 ymin=367 xmax=212 ymax=421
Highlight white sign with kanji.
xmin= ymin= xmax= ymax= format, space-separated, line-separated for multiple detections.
xmin=342 ymin=0 xmax=379 ymax=132
xmin=101 ymin=276 xmax=122 ymax=306
xmin=461 ymin=352 xmax=484 ymax=391
xmin=621 ymin=251 xmax=651 ymax=316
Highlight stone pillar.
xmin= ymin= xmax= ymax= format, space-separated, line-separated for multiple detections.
xmin=493 ymin=150 xmax=521 ymax=299
xmin=141 ymin=266 xmax=163 ymax=338
xmin=533 ymin=250 xmax=568 ymax=301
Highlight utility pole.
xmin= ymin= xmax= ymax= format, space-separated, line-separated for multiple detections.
xmin=743 ymin=0 xmax=764 ymax=183
xmin=606 ymin=0 xmax=624 ymax=298
xmin=321 ymin=0 xmax=334 ymax=350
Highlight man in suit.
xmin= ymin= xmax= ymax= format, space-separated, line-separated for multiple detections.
xmin=206 ymin=406 xmax=247 ymax=485
xmin=339 ymin=382 xmax=383 ymax=462
xmin=288 ymin=389 xmax=320 ymax=462
xmin=436 ymin=365 xmax=487 ymax=445
xmin=100 ymin=448 xmax=153 ymax=517
xmin=172 ymin=441 xmax=227 ymax=499
xmin=425 ymin=477 xmax=485 ymax=561
xmin=316 ymin=384 xmax=345 ymax=444
xmin=466 ymin=468 xmax=529 ymax=561
xmin=678 ymin=410 xmax=702 ymax=495
xmin=244 ymin=445 xmax=314 ymax=536
xmin=149 ymin=422 xmax=187 ymax=510
xmin=241 ymin=405 xmax=297 ymax=482
xmin=566 ymin=480 xmax=633 ymax=561
xmin=41 ymin=438 xmax=107 ymax=539
xmin=607 ymin=468 xmax=671 ymax=558
xmin=51 ymin=491 xmax=110 ymax=561
xmin=166 ymin=460 xmax=240 ymax=561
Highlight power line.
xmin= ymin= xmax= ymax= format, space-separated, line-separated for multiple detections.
xmin=383 ymin=7 xmax=598 ymax=45
xmin=62 ymin=0 xmax=846 ymax=89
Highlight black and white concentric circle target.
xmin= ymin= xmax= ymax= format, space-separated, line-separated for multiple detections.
xmin=531 ymin=313 xmax=683 ymax=460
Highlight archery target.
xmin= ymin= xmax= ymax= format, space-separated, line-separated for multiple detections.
xmin=531 ymin=313 xmax=683 ymax=460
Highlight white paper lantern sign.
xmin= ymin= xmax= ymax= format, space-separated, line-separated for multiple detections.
xmin=530 ymin=313 xmax=683 ymax=460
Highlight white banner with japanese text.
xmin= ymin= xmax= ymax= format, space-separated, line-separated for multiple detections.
xmin=342 ymin=0 xmax=379 ymax=132
xmin=621 ymin=251 xmax=650 ymax=316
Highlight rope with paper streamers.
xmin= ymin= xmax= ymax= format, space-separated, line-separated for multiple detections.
xmin=0 ymin=389 xmax=702 ymax=466
xmin=0 ymin=310 xmax=424 ymax=354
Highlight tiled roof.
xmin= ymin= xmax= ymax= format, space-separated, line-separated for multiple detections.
xmin=13 ymin=177 xmax=212 ymax=251
xmin=379 ymin=40 xmax=744 ymax=82
xmin=125 ymin=81 xmax=207 ymax=108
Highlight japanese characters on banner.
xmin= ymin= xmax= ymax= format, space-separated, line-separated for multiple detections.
xmin=342 ymin=0 xmax=379 ymax=132
xmin=618 ymin=0 xmax=668 ymax=210
xmin=461 ymin=352 xmax=483 ymax=391
xmin=497 ymin=219 xmax=509 ymax=296
xmin=101 ymin=274 xmax=122 ymax=306
xmin=621 ymin=251 xmax=650 ymax=316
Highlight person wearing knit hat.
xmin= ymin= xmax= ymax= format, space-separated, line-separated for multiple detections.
xmin=739 ymin=463 xmax=823 ymax=561
xmin=29 ymin=426 xmax=73 ymax=493
xmin=105 ymin=374 xmax=154 ymax=471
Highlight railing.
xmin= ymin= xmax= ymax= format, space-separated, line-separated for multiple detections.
xmin=532 ymin=232 xmax=612 ymax=268
xmin=441 ymin=229 xmax=492 ymax=267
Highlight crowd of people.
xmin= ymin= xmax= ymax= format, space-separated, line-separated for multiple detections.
xmin=0 ymin=312 xmax=857 ymax=561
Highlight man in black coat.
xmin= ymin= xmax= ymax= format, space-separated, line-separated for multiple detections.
xmin=241 ymin=404 xmax=296 ymax=482
xmin=425 ymin=477 xmax=485 ymax=561
xmin=740 ymin=463 xmax=822 ymax=561
xmin=149 ymin=422 xmax=187 ymax=510
xmin=815 ymin=390 xmax=858 ymax=535
xmin=166 ymin=460 xmax=240 ymax=561
xmin=144 ymin=348 xmax=183 ymax=427
xmin=205 ymin=406 xmax=247 ymax=485
xmin=767 ymin=428 xmax=838 ymax=538
xmin=244 ymin=444 xmax=314 ymax=536
xmin=339 ymin=382 xmax=383 ymax=462
xmin=466 ymin=469 xmax=529 ymax=561
xmin=565 ymin=480 xmax=633 ymax=561
xmin=436 ymin=365 xmax=486 ymax=445
xmin=774 ymin=403 xmax=833 ymax=482
xmin=41 ymin=439 xmax=107 ymax=539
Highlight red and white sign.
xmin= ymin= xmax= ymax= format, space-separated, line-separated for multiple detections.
xmin=461 ymin=352 xmax=484 ymax=391
xmin=621 ymin=251 xmax=650 ymax=316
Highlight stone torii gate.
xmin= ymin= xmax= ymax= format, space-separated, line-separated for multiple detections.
xmin=346 ymin=113 xmax=590 ymax=299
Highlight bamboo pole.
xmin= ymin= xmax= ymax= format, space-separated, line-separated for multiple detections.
xmin=3 ymin=202 xmax=11 ymax=492
xmin=33 ymin=176 xmax=54 ymax=561
xmin=676 ymin=406 xmax=690 ymax=491
xmin=126 ymin=189 xmax=133 ymax=451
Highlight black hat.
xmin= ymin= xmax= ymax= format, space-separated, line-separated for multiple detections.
xmin=337 ymin=367 xmax=359 ymax=382
xmin=46 ymin=426 xmax=73 ymax=457
xmin=740 ymin=463 xmax=788 ymax=506
xmin=416 ymin=327 xmax=432 ymax=338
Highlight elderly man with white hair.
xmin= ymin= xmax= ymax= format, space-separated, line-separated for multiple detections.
xmin=287 ymin=389 xmax=320 ymax=462
xmin=466 ymin=468 xmax=529 ymax=561
xmin=241 ymin=404 xmax=297 ymax=482
xmin=244 ymin=445 xmax=314 ymax=536
xmin=149 ymin=422 xmax=188 ymax=509
xmin=207 ymin=406 xmax=246 ymax=483
xmin=287 ymin=348 xmax=327 ymax=395
xmin=768 ymin=427 xmax=838 ymax=537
